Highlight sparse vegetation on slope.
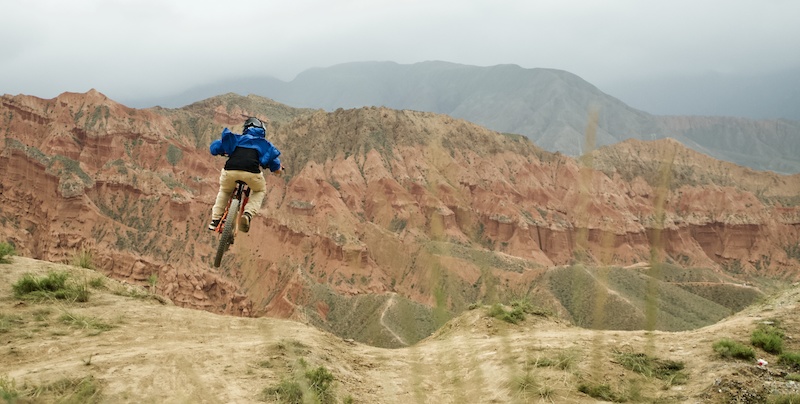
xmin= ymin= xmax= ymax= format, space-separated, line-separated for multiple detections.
xmin=0 ymin=241 xmax=14 ymax=263
xmin=547 ymin=264 xmax=749 ymax=331
xmin=12 ymin=271 xmax=90 ymax=302
xmin=0 ymin=375 xmax=101 ymax=404
xmin=613 ymin=350 xmax=687 ymax=383
xmin=779 ymin=352 xmax=800 ymax=370
xmin=486 ymin=299 xmax=548 ymax=324
xmin=302 ymin=283 xmax=439 ymax=348
xmin=71 ymin=248 xmax=95 ymax=269
xmin=577 ymin=381 xmax=628 ymax=402
xmin=263 ymin=363 xmax=337 ymax=404
xmin=752 ymin=322 xmax=786 ymax=354
xmin=2 ymin=256 xmax=800 ymax=403
xmin=3 ymin=91 xmax=800 ymax=402
xmin=713 ymin=338 xmax=756 ymax=360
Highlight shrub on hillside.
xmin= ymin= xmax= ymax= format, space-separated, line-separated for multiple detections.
xmin=12 ymin=272 xmax=89 ymax=302
xmin=713 ymin=339 xmax=755 ymax=360
xmin=71 ymin=248 xmax=94 ymax=269
xmin=263 ymin=379 xmax=302 ymax=403
xmin=768 ymin=393 xmax=800 ymax=404
xmin=487 ymin=303 xmax=526 ymax=324
xmin=577 ymin=382 xmax=625 ymax=402
xmin=262 ymin=364 xmax=336 ymax=404
xmin=305 ymin=366 xmax=335 ymax=404
xmin=0 ymin=375 xmax=100 ymax=403
xmin=614 ymin=350 xmax=685 ymax=381
xmin=0 ymin=242 xmax=15 ymax=263
xmin=752 ymin=325 xmax=785 ymax=354
xmin=779 ymin=352 xmax=800 ymax=370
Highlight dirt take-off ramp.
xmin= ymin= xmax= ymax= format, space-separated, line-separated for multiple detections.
xmin=2 ymin=256 xmax=800 ymax=403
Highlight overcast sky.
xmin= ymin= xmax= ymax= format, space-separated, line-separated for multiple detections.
xmin=2 ymin=0 xmax=799 ymax=104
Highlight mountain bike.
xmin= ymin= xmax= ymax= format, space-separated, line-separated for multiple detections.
xmin=212 ymin=180 xmax=250 ymax=267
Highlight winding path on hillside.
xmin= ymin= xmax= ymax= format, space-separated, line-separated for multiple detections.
xmin=380 ymin=293 xmax=408 ymax=346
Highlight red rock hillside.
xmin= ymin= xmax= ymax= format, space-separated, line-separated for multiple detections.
xmin=1 ymin=91 xmax=799 ymax=345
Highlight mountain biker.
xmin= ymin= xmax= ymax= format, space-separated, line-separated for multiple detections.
xmin=208 ymin=117 xmax=282 ymax=233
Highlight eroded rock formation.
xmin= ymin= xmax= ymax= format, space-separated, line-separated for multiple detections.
xmin=2 ymin=91 xmax=798 ymax=335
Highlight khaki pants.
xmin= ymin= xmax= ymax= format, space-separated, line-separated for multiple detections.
xmin=211 ymin=169 xmax=267 ymax=220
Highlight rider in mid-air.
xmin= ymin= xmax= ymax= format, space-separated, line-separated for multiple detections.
xmin=208 ymin=117 xmax=282 ymax=233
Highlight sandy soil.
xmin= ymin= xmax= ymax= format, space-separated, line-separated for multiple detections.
xmin=2 ymin=256 xmax=799 ymax=403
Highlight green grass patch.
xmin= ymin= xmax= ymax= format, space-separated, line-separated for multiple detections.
xmin=510 ymin=371 xmax=538 ymax=398
xmin=0 ymin=241 xmax=15 ymax=263
xmin=487 ymin=303 xmax=525 ymax=324
xmin=0 ymin=307 xmax=114 ymax=339
xmin=768 ymin=393 xmax=800 ymax=404
xmin=166 ymin=144 xmax=183 ymax=166
xmin=59 ymin=311 xmax=114 ymax=334
xmin=0 ymin=377 xmax=20 ymax=403
xmin=88 ymin=277 xmax=105 ymax=289
xmin=487 ymin=299 xmax=547 ymax=324
xmin=37 ymin=376 xmax=101 ymax=403
xmin=32 ymin=308 xmax=53 ymax=321
xmin=533 ymin=349 xmax=580 ymax=371
xmin=0 ymin=313 xmax=24 ymax=334
xmin=784 ymin=242 xmax=800 ymax=262
xmin=71 ymin=248 xmax=95 ymax=269
xmin=264 ymin=379 xmax=303 ymax=404
xmin=713 ymin=338 xmax=756 ymax=360
xmin=752 ymin=324 xmax=785 ymax=354
xmin=0 ymin=375 xmax=101 ymax=403
xmin=614 ymin=350 xmax=686 ymax=381
xmin=305 ymin=366 xmax=335 ymax=404
xmin=578 ymin=382 xmax=625 ymax=402
xmin=778 ymin=352 xmax=800 ymax=370
xmin=12 ymin=272 xmax=90 ymax=302
xmin=262 ymin=365 xmax=336 ymax=404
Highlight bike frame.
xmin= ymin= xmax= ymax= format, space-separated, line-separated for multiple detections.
xmin=213 ymin=181 xmax=250 ymax=235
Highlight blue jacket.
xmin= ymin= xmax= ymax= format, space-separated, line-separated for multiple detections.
xmin=209 ymin=127 xmax=282 ymax=172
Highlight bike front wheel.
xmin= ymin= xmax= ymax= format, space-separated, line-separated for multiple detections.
xmin=213 ymin=199 xmax=239 ymax=267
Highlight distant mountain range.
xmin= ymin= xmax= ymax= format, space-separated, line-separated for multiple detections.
xmin=127 ymin=61 xmax=800 ymax=174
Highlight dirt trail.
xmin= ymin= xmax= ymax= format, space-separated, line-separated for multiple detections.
xmin=379 ymin=293 xmax=408 ymax=346
xmin=2 ymin=256 xmax=799 ymax=403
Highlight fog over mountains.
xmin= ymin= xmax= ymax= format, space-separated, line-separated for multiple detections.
xmin=127 ymin=61 xmax=800 ymax=174
xmin=604 ymin=67 xmax=800 ymax=121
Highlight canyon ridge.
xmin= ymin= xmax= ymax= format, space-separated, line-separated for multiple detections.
xmin=1 ymin=90 xmax=799 ymax=349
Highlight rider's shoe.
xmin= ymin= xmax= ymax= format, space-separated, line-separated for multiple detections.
xmin=239 ymin=212 xmax=252 ymax=233
xmin=208 ymin=219 xmax=220 ymax=231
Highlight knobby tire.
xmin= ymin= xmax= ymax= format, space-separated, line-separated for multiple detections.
xmin=213 ymin=199 xmax=239 ymax=267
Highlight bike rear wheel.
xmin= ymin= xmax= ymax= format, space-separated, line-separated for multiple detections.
xmin=213 ymin=199 xmax=239 ymax=267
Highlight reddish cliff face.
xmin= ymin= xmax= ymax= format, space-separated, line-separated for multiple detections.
xmin=1 ymin=91 xmax=799 ymax=325
xmin=0 ymin=91 xmax=251 ymax=315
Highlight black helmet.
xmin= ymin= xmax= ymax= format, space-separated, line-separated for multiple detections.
xmin=243 ymin=117 xmax=264 ymax=131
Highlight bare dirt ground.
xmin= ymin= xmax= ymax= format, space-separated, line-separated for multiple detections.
xmin=2 ymin=256 xmax=799 ymax=403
